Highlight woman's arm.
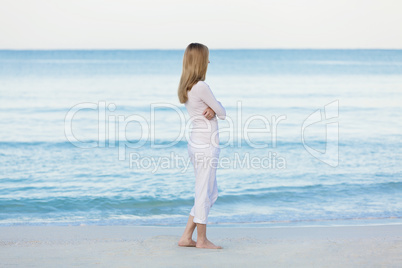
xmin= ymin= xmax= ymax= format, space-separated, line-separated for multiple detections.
xmin=197 ymin=82 xmax=226 ymax=120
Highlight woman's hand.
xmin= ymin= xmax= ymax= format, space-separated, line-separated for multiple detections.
xmin=203 ymin=107 xmax=216 ymax=120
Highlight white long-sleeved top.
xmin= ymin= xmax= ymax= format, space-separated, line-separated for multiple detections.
xmin=185 ymin=81 xmax=226 ymax=146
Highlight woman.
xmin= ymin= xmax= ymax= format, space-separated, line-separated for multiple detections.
xmin=177 ymin=43 xmax=226 ymax=249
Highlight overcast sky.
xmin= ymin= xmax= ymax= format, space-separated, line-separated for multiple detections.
xmin=1 ymin=0 xmax=401 ymax=49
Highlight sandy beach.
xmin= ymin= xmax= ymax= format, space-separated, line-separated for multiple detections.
xmin=1 ymin=224 xmax=401 ymax=267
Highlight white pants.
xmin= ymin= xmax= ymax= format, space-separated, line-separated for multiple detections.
xmin=188 ymin=143 xmax=220 ymax=224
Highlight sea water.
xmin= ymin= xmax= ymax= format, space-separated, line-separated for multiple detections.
xmin=0 ymin=49 xmax=401 ymax=227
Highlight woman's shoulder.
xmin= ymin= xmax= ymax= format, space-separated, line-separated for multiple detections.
xmin=196 ymin=80 xmax=208 ymax=86
xmin=193 ymin=80 xmax=210 ymax=91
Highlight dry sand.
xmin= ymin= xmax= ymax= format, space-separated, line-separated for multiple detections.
xmin=1 ymin=224 xmax=401 ymax=267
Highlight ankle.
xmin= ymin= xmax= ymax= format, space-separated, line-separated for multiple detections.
xmin=197 ymin=237 xmax=207 ymax=243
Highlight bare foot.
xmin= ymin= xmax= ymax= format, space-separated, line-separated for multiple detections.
xmin=196 ymin=239 xmax=222 ymax=249
xmin=178 ymin=237 xmax=196 ymax=247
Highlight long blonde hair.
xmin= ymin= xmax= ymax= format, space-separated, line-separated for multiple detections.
xmin=178 ymin=43 xmax=209 ymax=103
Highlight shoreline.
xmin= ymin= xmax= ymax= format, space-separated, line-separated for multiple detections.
xmin=1 ymin=216 xmax=402 ymax=228
xmin=1 ymin=224 xmax=401 ymax=267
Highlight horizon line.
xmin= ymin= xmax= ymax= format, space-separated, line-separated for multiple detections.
xmin=1 ymin=48 xmax=402 ymax=51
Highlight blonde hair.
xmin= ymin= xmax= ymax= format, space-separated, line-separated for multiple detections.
xmin=178 ymin=43 xmax=209 ymax=103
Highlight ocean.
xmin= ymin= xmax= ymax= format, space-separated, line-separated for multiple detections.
xmin=0 ymin=49 xmax=401 ymax=227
